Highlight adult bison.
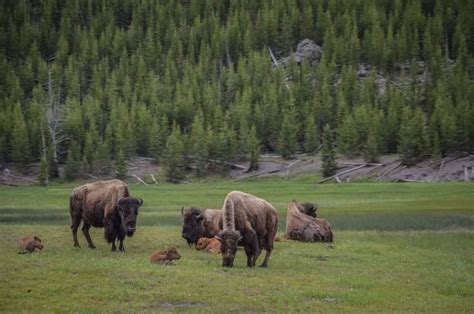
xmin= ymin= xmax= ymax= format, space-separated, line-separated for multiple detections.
xmin=285 ymin=200 xmax=333 ymax=243
xmin=69 ymin=179 xmax=143 ymax=251
xmin=216 ymin=191 xmax=278 ymax=268
xmin=181 ymin=207 xmax=222 ymax=246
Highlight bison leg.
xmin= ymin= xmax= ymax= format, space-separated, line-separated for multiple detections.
xmin=243 ymin=229 xmax=260 ymax=267
xmin=260 ymin=225 xmax=277 ymax=268
xmin=111 ymin=241 xmax=117 ymax=252
xmin=117 ymin=227 xmax=126 ymax=252
xmin=70 ymin=212 xmax=82 ymax=248
xmin=104 ymin=217 xmax=118 ymax=252
xmin=82 ymin=222 xmax=96 ymax=249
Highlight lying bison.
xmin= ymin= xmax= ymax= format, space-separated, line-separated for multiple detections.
xmin=181 ymin=207 xmax=222 ymax=246
xmin=216 ymin=191 xmax=278 ymax=268
xmin=18 ymin=236 xmax=44 ymax=254
xmin=150 ymin=247 xmax=181 ymax=264
xmin=69 ymin=179 xmax=143 ymax=251
xmin=196 ymin=237 xmax=221 ymax=253
xmin=285 ymin=200 xmax=333 ymax=243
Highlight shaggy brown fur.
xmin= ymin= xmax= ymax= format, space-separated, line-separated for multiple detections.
xmin=181 ymin=207 xmax=222 ymax=246
xmin=216 ymin=191 xmax=278 ymax=268
xmin=285 ymin=200 xmax=333 ymax=243
xmin=196 ymin=237 xmax=221 ymax=253
xmin=149 ymin=247 xmax=181 ymax=264
xmin=69 ymin=179 xmax=143 ymax=252
xmin=18 ymin=236 xmax=43 ymax=253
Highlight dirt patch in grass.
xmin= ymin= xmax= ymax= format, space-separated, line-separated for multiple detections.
xmin=146 ymin=302 xmax=206 ymax=310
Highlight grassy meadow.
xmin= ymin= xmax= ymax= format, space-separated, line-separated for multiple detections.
xmin=0 ymin=178 xmax=473 ymax=312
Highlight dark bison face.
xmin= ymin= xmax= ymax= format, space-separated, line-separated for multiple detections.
xmin=299 ymin=202 xmax=317 ymax=218
xmin=216 ymin=230 xmax=242 ymax=268
xmin=181 ymin=207 xmax=205 ymax=246
xmin=117 ymin=197 xmax=143 ymax=236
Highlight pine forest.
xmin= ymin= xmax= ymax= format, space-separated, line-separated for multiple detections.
xmin=1 ymin=0 xmax=473 ymax=181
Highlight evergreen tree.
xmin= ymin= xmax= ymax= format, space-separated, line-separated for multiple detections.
xmin=65 ymin=141 xmax=82 ymax=181
xmin=247 ymin=126 xmax=260 ymax=171
xmin=431 ymin=132 xmax=441 ymax=161
xmin=11 ymin=105 xmax=31 ymax=167
xmin=38 ymin=157 xmax=48 ymax=186
xmin=189 ymin=112 xmax=209 ymax=177
xmin=364 ymin=127 xmax=380 ymax=163
xmin=278 ymin=106 xmax=298 ymax=159
xmin=304 ymin=114 xmax=319 ymax=154
xmin=115 ymin=149 xmax=127 ymax=179
xmin=321 ymin=124 xmax=337 ymax=177
xmin=163 ymin=124 xmax=185 ymax=181
xmin=398 ymin=107 xmax=427 ymax=166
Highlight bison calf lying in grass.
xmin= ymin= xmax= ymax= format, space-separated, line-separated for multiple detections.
xmin=196 ymin=237 xmax=221 ymax=253
xmin=18 ymin=236 xmax=43 ymax=254
xmin=150 ymin=247 xmax=181 ymax=265
xmin=285 ymin=200 xmax=333 ymax=243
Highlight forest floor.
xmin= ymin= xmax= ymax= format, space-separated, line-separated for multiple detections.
xmin=1 ymin=153 xmax=473 ymax=186
xmin=0 ymin=181 xmax=473 ymax=312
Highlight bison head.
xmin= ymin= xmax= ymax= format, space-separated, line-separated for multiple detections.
xmin=117 ymin=197 xmax=143 ymax=236
xmin=299 ymin=202 xmax=317 ymax=218
xmin=216 ymin=230 xmax=242 ymax=267
xmin=32 ymin=236 xmax=44 ymax=250
xmin=166 ymin=247 xmax=181 ymax=261
xmin=181 ymin=207 xmax=205 ymax=246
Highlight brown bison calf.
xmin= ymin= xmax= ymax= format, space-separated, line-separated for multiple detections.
xmin=285 ymin=200 xmax=333 ymax=243
xmin=216 ymin=191 xmax=278 ymax=268
xmin=150 ymin=247 xmax=181 ymax=264
xmin=196 ymin=237 xmax=221 ymax=253
xmin=18 ymin=236 xmax=43 ymax=254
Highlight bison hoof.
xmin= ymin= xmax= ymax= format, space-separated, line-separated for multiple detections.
xmin=74 ymin=243 xmax=81 ymax=248
xmin=88 ymin=245 xmax=96 ymax=249
xmin=260 ymin=264 xmax=268 ymax=268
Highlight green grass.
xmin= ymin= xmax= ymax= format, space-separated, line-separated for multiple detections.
xmin=0 ymin=180 xmax=473 ymax=312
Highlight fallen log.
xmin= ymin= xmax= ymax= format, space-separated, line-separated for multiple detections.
xmin=206 ymin=159 xmax=247 ymax=170
xmin=169 ymin=179 xmax=192 ymax=184
xmin=150 ymin=174 xmax=158 ymax=184
xmin=284 ymin=160 xmax=301 ymax=180
xmin=318 ymin=164 xmax=367 ymax=184
xmin=3 ymin=172 xmax=38 ymax=184
xmin=130 ymin=175 xmax=148 ymax=185
xmin=233 ymin=169 xmax=281 ymax=181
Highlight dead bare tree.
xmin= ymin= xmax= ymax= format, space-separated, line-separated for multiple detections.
xmin=44 ymin=69 xmax=67 ymax=176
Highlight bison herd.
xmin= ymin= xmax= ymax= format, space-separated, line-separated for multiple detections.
xmin=19 ymin=179 xmax=334 ymax=268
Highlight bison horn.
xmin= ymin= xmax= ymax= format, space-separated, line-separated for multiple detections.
xmin=138 ymin=198 xmax=143 ymax=206
xmin=117 ymin=198 xmax=126 ymax=206
xmin=181 ymin=207 xmax=184 ymax=216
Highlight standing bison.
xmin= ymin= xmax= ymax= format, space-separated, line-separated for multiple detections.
xmin=285 ymin=200 xmax=333 ymax=243
xmin=181 ymin=207 xmax=222 ymax=246
xmin=69 ymin=179 xmax=143 ymax=251
xmin=216 ymin=191 xmax=278 ymax=268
